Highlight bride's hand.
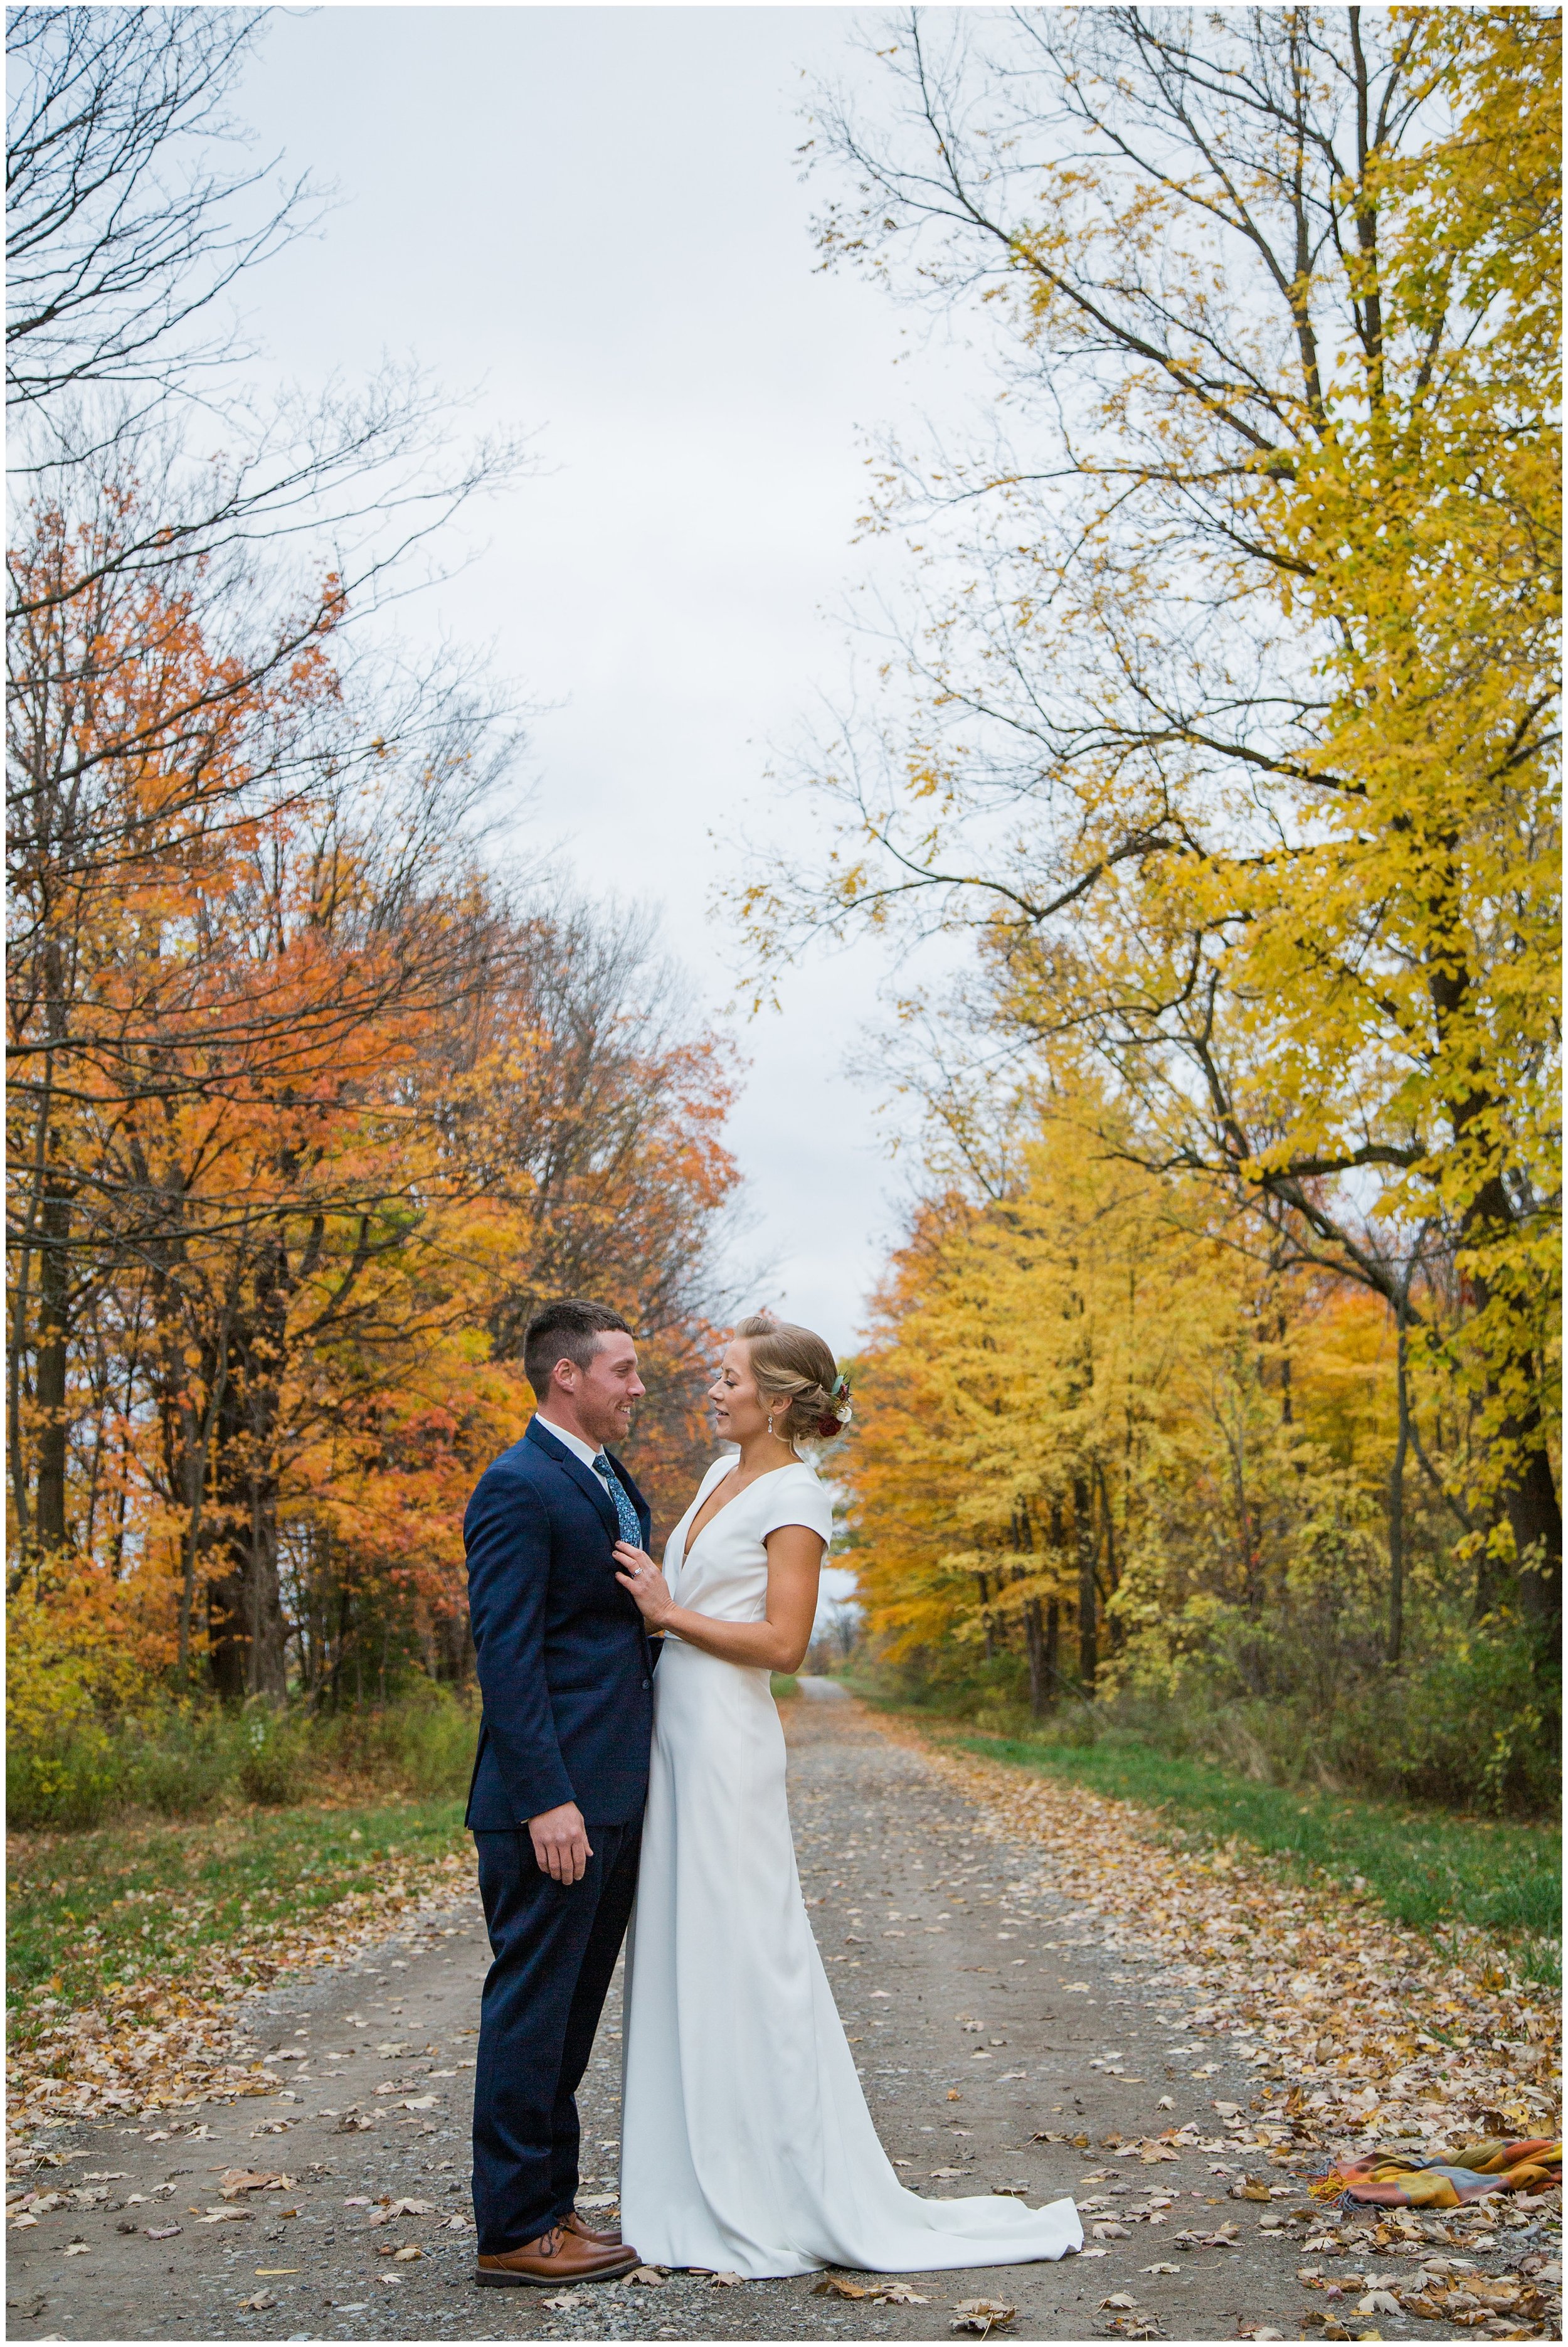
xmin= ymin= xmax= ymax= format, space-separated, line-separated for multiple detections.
xmin=614 ymin=1540 xmax=674 ymax=1628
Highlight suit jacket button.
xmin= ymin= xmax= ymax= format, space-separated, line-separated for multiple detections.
xmin=641 ymin=1678 xmax=650 ymax=1689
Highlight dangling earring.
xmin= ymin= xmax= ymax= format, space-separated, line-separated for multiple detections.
xmin=766 ymin=1409 xmax=775 ymax=1436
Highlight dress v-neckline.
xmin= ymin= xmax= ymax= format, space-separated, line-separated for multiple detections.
xmin=682 ymin=1461 xmax=796 ymax=1558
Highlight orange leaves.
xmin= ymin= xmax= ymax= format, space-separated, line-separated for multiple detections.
xmin=9 ymin=479 xmax=743 ymax=1703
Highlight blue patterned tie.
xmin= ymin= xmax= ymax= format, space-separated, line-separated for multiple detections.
xmin=593 ymin=1453 xmax=642 ymax=1545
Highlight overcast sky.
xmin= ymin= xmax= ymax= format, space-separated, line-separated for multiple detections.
xmin=235 ymin=5 xmax=985 ymax=1363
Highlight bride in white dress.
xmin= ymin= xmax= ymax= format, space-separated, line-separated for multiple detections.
xmin=610 ymin=1314 xmax=1081 ymax=2281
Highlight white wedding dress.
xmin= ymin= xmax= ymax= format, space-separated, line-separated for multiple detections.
xmin=618 ymin=1454 xmax=1082 ymax=2279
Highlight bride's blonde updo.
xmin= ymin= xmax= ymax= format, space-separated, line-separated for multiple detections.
xmin=736 ymin=1313 xmax=852 ymax=1445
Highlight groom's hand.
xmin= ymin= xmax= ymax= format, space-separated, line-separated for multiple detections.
xmin=528 ymin=1801 xmax=593 ymax=1885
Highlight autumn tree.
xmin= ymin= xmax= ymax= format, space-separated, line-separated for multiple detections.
xmin=7 ymin=490 xmax=742 ymax=1697
xmin=844 ymin=1080 xmax=1535 ymax=1797
xmin=748 ymin=6 xmax=1560 ymax=1627
xmin=6 ymin=11 xmax=742 ymax=1716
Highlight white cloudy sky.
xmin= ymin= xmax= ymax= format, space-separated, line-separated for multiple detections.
xmin=235 ymin=4 xmax=988 ymax=1363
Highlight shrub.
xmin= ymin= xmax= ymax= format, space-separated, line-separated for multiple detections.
xmin=847 ymin=1614 xmax=1558 ymax=1817
xmin=129 ymin=1714 xmax=237 ymax=1817
xmin=7 ymin=1720 xmax=120 ymax=1831
xmin=5 ymin=1684 xmax=482 ymax=1829
xmin=237 ymin=1706 xmax=308 ymax=1805
xmin=313 ymin=1682 xmax=477 ymax=1797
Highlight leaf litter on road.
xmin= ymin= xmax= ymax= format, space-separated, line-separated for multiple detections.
xmin=876 ymin=1722 xmax=1560 ymax=2337
xmin=8 ymin=1848 xmax=476 ymax=2131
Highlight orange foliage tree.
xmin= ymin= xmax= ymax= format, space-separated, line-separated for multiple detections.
xmin=8 ymin=484 xmax=740 ymax=1712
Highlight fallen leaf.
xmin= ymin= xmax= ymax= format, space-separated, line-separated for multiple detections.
xmin=813 ymin=2275 xmax=870 ymax=2299
xmin=951 ymin=2297 xmax=1017 ymax=2336
xmin=1101 ymin=2293 xmax=1140 ymax=2310
xmin=707 ymin=2270 xmax=743 ymax=2286
xmin=384 ymin=2197 xmax=433 ymax=2216
xmin=1357 ymin=2291 xmax=1401 ymax=2318
xmin=144 ymin=2225 xmax=182 ymax=2240
xmin=1093 ymin=2220 xmax=1132 ymax=2240
xmin=238 ymin=2292 xmax=276 ymax=2311
xmin=627 ymin=2265 xmax=667 ymax=2286
xmin=63 ymin=2243 xmax=90 ymax=2257
xmin=393 ymin=2244 xmax=423 ymax=2261
xmin=873 ymin=2284 xmax=930 ymax=2304
xmin=1142 ymin=2263 xmax=1180 ymax=2275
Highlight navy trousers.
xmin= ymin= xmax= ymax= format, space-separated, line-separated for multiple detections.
xmin=470 ymin=1816 xmax=642 ymax=2254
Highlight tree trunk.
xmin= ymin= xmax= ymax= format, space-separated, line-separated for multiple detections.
xmin=1096 ymin=1459 xmax=1123 ymax=1651
xmin=207 ymin=1240 xmax=290 ymax=1703
xmin=32 ymin=1176 xmax=72 ymax=1551
xmin=1428 ymin=943 xmax=1562 ymax=1627
xmin=1387 ymin=1309 xmax=1409 ymax=1666
xmin=1024 ymin=1597 xmax=1050 ymax=1716
xmin=1045 ymin=1597 xmax=1059 ymax=1696
xmin=1074 ymin=1474 xmax=1096 ymax=1691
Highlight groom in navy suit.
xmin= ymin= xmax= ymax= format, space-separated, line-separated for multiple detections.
xmin=465 ymin=1299 xmax=657 ymax=2286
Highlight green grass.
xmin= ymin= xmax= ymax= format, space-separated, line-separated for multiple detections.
xmin=771 ymin=1673 xmax=801 ymax=1700
xmin=857 ymin=1696 xmax=1559 ymax=1979
xmin=7 ymin=1796 xmax=467 ymax=2040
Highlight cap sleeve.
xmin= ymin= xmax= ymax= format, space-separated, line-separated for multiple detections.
xmin=758 ymin=1467 xmax=832 ymax=1546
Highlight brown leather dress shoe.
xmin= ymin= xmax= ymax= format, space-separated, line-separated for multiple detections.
xmin=563 ymin=2208 xmax=622 ymax=2246
xmin=476 ymin=2223 xmax=640 ymax=2287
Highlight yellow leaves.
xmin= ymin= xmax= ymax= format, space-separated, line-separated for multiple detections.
xmin=845 ymin=1075 xmax=1423 ymax=1684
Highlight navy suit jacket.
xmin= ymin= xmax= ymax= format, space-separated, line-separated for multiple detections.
xmin=464 ymin=1417 xmax=657 ymax=1831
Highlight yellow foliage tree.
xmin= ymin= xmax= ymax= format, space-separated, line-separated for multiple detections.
xmin=847 ymin=1089 xmax=1444 ymax=1724
xmin=751 ymin=5 xmax=1560 ymax=1628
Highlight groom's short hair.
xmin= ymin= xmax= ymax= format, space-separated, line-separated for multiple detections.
xmin=523 ymin=1299 xmax=633 ymax=1398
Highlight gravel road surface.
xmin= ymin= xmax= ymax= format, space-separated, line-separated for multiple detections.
xmin=9 ymin=1688 xmax=1540 ymax=2343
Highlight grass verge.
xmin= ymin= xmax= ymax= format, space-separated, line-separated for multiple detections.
xmin=7 ymin=1795 xmax=468 ymax=2047
xmin=854 ymin=1693 xmax=1560 ymax=1979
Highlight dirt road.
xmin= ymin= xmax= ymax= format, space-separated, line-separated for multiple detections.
xmin=8 ymin=1688 xmax=1534 ymax=2343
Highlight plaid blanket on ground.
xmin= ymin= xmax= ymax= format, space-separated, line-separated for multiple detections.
xmin=1311 ymin=2137 xmax=1561 ymax=2210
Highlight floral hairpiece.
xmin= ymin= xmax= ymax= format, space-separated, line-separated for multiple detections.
xmin=829 ymin=1370 xmax=853 ymax=1427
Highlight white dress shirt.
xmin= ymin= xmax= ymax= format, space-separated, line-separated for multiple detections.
xmin=532 ymin=1413 xmax=601 ymax=1469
